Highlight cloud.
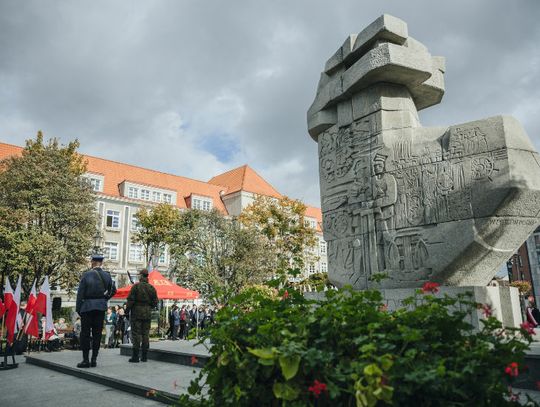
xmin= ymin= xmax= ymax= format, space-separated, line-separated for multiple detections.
xmin=0 ymin=0 xmax=539 ymax=207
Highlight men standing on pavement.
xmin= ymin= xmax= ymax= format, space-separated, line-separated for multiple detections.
xmin=126 ymin=268 xmax=158 ymax=363
xmin=76 ymin=254 xmax=117 ymax=368
xmin=526 ymin=295 xmax=540 ymax=327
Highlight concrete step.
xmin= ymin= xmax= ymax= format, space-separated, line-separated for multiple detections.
xmin=119 ymin=339 xmax=210 ymax=368
xmin=25 ymin=348 xmax=201 ymax=405
xmin=516 ymin=344 xmax=540 ymax=391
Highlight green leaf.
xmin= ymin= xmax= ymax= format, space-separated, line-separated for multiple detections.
xmin=278 ymin=355 xmax=301 ymax=380
xmin=258 ymin=358 xmax=275 ymax=366
xmin=364 ymin=364 xmax=383 ymax=377
xmin=272 ymin=382 xmax=300 ymax=401
xmin=247 ymin=347 xmax=275 ymax=359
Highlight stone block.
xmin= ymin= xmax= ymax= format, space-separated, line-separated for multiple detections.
xmin=308 ymin=15 xmax=540 ymax=291
xmin=379 ymin=286 xmax=522 ymax=328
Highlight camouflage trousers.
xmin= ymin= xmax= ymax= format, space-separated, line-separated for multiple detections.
xmin=131 ymin=319 xmax=151 ymax=351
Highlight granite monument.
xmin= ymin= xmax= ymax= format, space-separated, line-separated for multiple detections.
xmin=308 ymin=15 xmax=540 ymax=295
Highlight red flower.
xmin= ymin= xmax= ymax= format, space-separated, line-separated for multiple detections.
xmin=308 ymin=380 xmax=328 ymax=398
xmin=478 ymin=303 xmax=492 ymax=318
xmin=520 ymin=322 xmax=536 ymax=335
xmin=146 ymin=389 xmax=157 ymax=397
xmin=282 ymin=290 xmax=289 ymax=300
xmin=421 ymin=282 xmax=440 ymax=294
xmin=504 ymin=362 xmax=519 ymax=377
xmin=191 ymin=355 xmax=198 ymax=365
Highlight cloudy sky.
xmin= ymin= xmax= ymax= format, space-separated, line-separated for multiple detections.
xmin=0 ymin=0 xmax=538 ymax=207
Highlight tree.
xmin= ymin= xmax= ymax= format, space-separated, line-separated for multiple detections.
xmin=0 ymin=132 xmax=97 ymax=292
xmin=132 ymin=203 xmax=180 ymax=265
xmin=169 ymin=209 xmax=273 ymax=301
xmin=238 ymin=196 xmax=318 ymax=275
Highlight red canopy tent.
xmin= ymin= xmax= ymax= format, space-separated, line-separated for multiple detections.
xmin=112 ymin=270 xmax=199 ymax=300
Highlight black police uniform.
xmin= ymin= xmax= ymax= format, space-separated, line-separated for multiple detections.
xmin=76 ymin=258 xmax=116 ymax=367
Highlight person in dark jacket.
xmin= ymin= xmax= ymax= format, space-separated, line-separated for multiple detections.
xmin=125 ymin=268 xmax=158 ymax=362
xmin=75 ymin=254 xmax=117 ymax=368
xmin=526 ymin=295 xmax=540 ymax=327
xmin=171 ymin=305 xmax=180 ymax=340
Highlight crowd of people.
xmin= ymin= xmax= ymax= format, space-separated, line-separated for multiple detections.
xmin=166 ymin=304 xmax=217 ymax=340
xmin=103 ymin=305 xmax=131 ymax=348
xmin=14 ymin=300 xmax=211 ymax=355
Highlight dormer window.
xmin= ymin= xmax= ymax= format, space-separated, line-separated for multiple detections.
xmin=128 ymin=187 xmax=139 ymax=199
xmin=192 ymin=196 xmax=212 ymax=211
xmin=120 ymin=181 xmax=176 ymax=204
xmin=82 ymin=173 xmax=104 ymax=192
xmin=141 ymin=189 xmax=150 ymax=200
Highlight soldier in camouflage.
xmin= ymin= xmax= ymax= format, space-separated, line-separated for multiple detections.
xmin=125 ymin=268 xmax=158 ymax=362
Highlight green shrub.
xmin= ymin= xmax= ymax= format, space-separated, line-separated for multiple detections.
xmin=178 ymin=286 xmax=536 ymax=406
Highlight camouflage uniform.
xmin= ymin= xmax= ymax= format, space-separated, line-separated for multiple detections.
xmin=126 ymin=275 xmax=158 ymax=362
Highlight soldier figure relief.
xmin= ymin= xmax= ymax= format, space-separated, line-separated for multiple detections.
xmin=308 ymin=15 xmax=540 ymax=289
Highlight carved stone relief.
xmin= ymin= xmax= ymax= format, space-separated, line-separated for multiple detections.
xmin=310 ymin=15 xmax=540 ymax=289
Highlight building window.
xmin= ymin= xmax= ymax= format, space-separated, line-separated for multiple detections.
xmin=320 ymin=262 xmax=327 ymax=273
xmin=163 ymin=193 xmax=172 ymax=204
xmin=320 ymin=241 xmax=326 ymax=254
xmin=83 ymin=176 xmax=102 ymax=192
xmin=128 ymin=187 xmax=139 ymax=199
xmin=309 ymin=263 xmax=316 ymax=274
xmin=304 ymin=218 xmax=317 ymax=229
xmin=129 ymin=244 xmax=144 ymax=262
xmin=106 ymin=210 xmax=120 ymax=229
xmin=141 ymin=189 xmax=150 ymax=200
xmin=158 ymin=248 xmax=167 ymax=264
xmin=152 ymin=191 xmax=161 ymax=202
xmin=192 ymin=197 xmax=212 ymax=211
xmin=104 ymin=242 xmax=118 ymax=261
xmin=89 ymin=178 xmax=102 ymax=192
xmin=131 ymin=215 xmax=141 ymax=231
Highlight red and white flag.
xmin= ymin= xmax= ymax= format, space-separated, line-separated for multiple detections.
xmin=24 ymin=280 xmax=40 ymax=338
xmin=3 ymin=277 xmax=13 ymax=313
xmin=36 ymin=276 xmax=54 ymax=339
xmin=5 ymin=275 xmax=21 ymax=344
xmin=0 ymin=298 xmax=5 ymax=318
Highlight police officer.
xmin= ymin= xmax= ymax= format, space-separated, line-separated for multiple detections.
xmin=76 ymin=254 xmax=117 ymax=368
xmin=125 ymin=268 xmax=158 ymax=362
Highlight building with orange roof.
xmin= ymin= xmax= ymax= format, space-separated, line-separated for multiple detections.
xmin=0 ymin=141 xmax=327 ymax=286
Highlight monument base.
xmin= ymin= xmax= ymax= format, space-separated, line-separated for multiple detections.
xmin=305 ymin=286 xmax=522 ymax=328
xmin=380 ymin=286 xmax=522 ymax=328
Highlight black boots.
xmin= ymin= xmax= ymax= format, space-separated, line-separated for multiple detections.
xmin=78 ymin=351 xmax=90 ymax=368
xmin=77 ymin=360 xmax=90 ymax=368
xmin=141 ymin=348 xmax=148 ymax=362
xmin=129 ymin=349 xmax=140 ymax=363
xmin=90 ymin=350 xmax=98 ymax=367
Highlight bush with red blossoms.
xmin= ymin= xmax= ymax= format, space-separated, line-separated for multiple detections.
xmin=421 ymin=281 xmax=440 ymax=294
xmin=505 ymin=362 xmax=519 ymax=377
xmin=177 ymin=284 xmax=537 ymax=407
xmin=308 ymin=379 xmax=328 ymax=398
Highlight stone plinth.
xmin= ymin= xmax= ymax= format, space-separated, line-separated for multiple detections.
xmin=305 ymin=286 xmax=522 ymax=328
xmin=307 ymin=14 xmax=540 ymax=290
xmin=381 ymin=286 xmax=522 ymax=328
